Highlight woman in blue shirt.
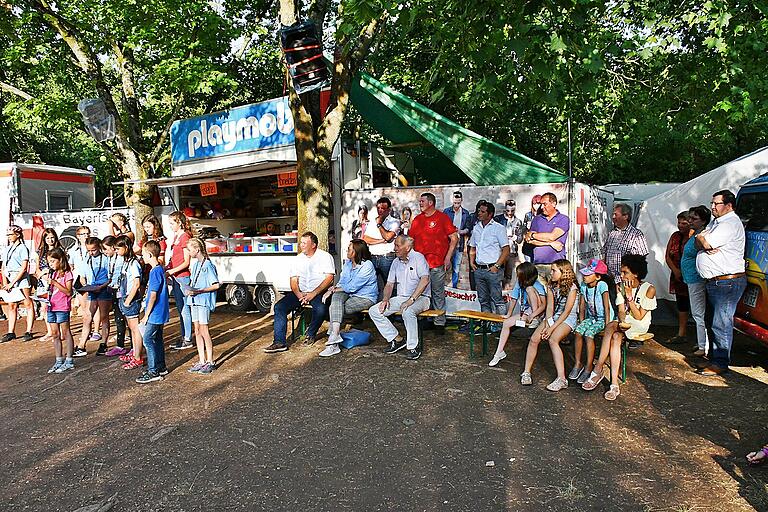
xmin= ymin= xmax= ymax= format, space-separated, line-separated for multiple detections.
xmin=680 ymin=205 xmax=711 ymax=356
xmin=2 ymin=225 xmax=35 ymax=342
xmin=320 ymin=239 xmax=378 ymax=357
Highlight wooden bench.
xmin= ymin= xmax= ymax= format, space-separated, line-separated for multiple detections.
xmin=594 ymin=323 xmax=653 ymax=383
xmin=452 ymin=310 xmax=507 ymax=358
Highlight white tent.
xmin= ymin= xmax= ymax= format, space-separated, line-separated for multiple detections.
xmin=636 ymin=146 xmax=768 ymax=300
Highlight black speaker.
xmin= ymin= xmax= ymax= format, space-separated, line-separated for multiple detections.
xmin=280 ymin=20 xmax=329 ymax=93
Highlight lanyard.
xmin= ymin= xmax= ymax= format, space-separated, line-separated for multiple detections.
xmin=190 ymin=259 xmax=206 ymax=289
xmin=5 ymin=241 xmax=24 ymax=266
xmin=48 ymin=271 xmax=65 ymax=297
xmin=585 ymin=285 xmax=598 ymax=318
xmin=88 ymin=254 xmax=105 ymax=277
xmin=108 ymin=255 xmax=117 ymax=281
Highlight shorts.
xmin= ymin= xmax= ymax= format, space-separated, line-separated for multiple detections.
xmin=574 ymin=318 xmax=605 ymax=338
xmin=88 ymin=287 xmax=113 ymax=302
xmin=190 ymin=305 xmax=211 ymax=325
xmin=555 ymin=309 xmax=578 ymax=330
xmin=675 ymin=293 xmax=690 ymax=313
xmin=46 ymin=311 xmax=71 ymax=324
xmin=6 ymin=272 xmax=30 ymax=290
xmin=119 ymin=299 xmax=142 ymax=318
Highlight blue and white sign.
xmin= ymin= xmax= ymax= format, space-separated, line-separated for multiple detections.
xmin=171 ymin=97 xmax=295 ymax=164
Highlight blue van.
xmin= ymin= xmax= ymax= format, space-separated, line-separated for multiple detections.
xmin=735 ymin=173 xmax=768 ymax=345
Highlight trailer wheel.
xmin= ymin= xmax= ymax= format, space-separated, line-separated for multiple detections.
xmin=225 ymin=284 xmax=253 ymax=311
xmin=254 ymin=285 xmax=276 ymax=313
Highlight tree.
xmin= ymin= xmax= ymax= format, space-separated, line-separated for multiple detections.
xmin=278 ymin=0 xmax=397 ymax=248
xmin=2 ymin=0 xmax=273 ymax=230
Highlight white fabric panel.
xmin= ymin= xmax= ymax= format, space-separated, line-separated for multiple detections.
xmin=635 ymin=146 xmax=768 ymax=300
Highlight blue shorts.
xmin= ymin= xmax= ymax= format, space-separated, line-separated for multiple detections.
xmin=47 ymin=311 xmax=71 ymax=324
xmin=119 ymin=299 xmax=141 ymax=318
xmin=190 ymin=305 xmax=211 ymax=325
xmin=88 ymin=287 xmax=113 ymax=301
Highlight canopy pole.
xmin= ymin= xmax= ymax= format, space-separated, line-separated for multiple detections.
xmin=568 ymin=117 xmax=573 ymax=178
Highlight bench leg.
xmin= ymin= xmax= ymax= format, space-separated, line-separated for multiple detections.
xmin=482 ymin=322 xmax=488 ymax=356
xmin=468 ymin=319 xmax=475 ymax=358
xmin=621 ymin=341 xmax=627 ymax=383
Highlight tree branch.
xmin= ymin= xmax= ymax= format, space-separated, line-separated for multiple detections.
xmin=147 ymin=92 xmax=185 ymax=168
xmin=0 ymin=81 xmax=34 ymax=100
xmin=112 ymin=42 xmax=142 ymax=151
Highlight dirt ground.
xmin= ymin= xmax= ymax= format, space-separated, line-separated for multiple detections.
xmin=1 ymin=307 xmax=767 ymax=512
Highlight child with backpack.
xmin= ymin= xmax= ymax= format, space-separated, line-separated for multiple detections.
xmin=45 ymin=248 xmax=75 ymax=373
xmin=569 ymin=259 xmax=613 ymax=385
xmin=136 ymin=240 xmax=170 ymax=383
xmin=185 ymin=238 xmax=220 ymax=374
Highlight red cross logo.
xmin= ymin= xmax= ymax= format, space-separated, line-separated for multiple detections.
xmin=575 ymin=189 xmax=588 ymax=243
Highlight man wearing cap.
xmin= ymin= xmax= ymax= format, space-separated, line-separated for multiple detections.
xmin=494 ymin=199 xmax=523 ymax=288
xmin=363 ymin=197 xmax=401 ymax=298
xmin=694 ymin=189 xmax=747 ymax=376
xmin=410 ymin=192 xmax=459 ymax=332
xmin=443 ymin=190 xmax=472 ymax=288
xmin=2 ymin=225 xmax=35 ymax=342
xmin=470 ymin=201 xmax=510 ymax=320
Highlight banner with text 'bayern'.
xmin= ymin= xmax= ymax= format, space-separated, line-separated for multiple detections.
xmin=170 ymin=97 xmax=295 ymax=165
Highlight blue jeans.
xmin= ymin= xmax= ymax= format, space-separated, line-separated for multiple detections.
xmin=451 ymin=249 xmax=463 ymax=288
xmin=475 ymin=268 xmax=505 ymax=314
xmin=143 ymin=322 xmax=166 ymax=374
xmin=371 ymin=254 xmax=396 ymax=299
xmin=171 ymin=276 xmax=192 ymax=342
xmin=273 ymin=292 xmax=329 ymax=345
xmin=704 ymin=276 xmax=747 ymax=369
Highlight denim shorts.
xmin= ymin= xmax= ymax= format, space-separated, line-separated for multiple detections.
xmin=88 ymin=287 xmax=114 ymax=302
xmin=190 ymin=305 xmax=211 ymax=325
xmin=119 ymin=299 xmax=142 ymax=318
xmin=46 ymin=311 xmax=71 ymax=324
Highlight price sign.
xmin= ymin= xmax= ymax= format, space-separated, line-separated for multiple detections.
xmin=200 ymin=182 xmax=218 ymax=197
xmin=277 ymin=172 xmax=297 ymax=188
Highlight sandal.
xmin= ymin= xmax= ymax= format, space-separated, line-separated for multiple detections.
xmin=122 ymin=356 xmax=144 ymax=370
xmin=581 ymin=370 xmax=604 ymax=391
xmin=747 ymin=446 xmax=768 ymax=465
xmin=604 ymin=384 xmax=620 ymax=401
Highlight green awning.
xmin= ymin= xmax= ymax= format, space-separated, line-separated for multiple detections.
xmin=350 ymin=72 xmax=567 ymax=185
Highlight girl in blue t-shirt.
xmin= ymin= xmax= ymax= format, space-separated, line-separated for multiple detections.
xmin=185 ymin=238 xmax=220 ymax=375
xmin=489 ymin=262 xmax=546 ymax=367
xmin=115 ymin=236 xmax=145 ymax=370
xmin=570 ymin=259 xmax=613 ymax=384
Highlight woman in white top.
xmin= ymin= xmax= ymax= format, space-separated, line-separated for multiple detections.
xmin=582 ymin=254 xmax=656 ymax=401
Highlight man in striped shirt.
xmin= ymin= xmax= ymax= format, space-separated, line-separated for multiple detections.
xmin=602 ymin=203 xmax=649 ymax=284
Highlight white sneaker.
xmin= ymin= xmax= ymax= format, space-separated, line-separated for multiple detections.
xmin=326 ymin=333 xmax=343 ymax=346
xmin=488 ymin=351 xmax=507 ymax=367
xmin=520 ymin=372 xmax=532 ymax=385
xmin=319 ymin=345 xmax=341 ymax=357
xmin=546 ymin=377 xmax=569 ymax=392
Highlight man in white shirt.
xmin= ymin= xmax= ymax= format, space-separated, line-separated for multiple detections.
xmin=368 ymin=235 xmax=431 ymax=361
xmin=362 ymin=197 xmax=401 ymax=296
xmin=694 ymin=189 xmax=747 ymax=375
xmin=265 ymin=232 xmax=335 ymax=353
xmin=469 ymin=201 xmax=510 ymax=317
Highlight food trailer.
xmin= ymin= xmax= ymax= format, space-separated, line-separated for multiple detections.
xmin=122 ymin=96 xmax=303 ymax=311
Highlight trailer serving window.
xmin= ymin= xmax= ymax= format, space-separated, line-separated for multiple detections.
xmin=46 ymin=191 xmax=73 ymax=210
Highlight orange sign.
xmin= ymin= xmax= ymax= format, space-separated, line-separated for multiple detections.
xmin=200 ymin=182 xmax=218 ymax=196
xmin=277 ymin=172 xmax=297 ymax=188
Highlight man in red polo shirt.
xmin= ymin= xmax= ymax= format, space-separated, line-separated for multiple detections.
xmin=409 ymin=192 xmax=459 ymax=332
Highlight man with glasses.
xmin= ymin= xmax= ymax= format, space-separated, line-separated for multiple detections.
xmin=494 ymin=199 xmax=523 ymax=287
xmin=694 ymin=190 xmax=746 ymax=376
xmin=602 ymin=203 xmax=649 ymax=285
xmin=443 ymin=190 xmax=471 ymax=288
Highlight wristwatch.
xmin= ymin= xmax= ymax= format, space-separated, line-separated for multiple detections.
xmin=377 ymin=223 xmax=383 ymax=228
xmin=493 ymin=263 xmax=502 ymax=269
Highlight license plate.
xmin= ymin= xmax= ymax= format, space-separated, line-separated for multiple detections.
xmin=742 ymin=284 xmax=759 ymax=308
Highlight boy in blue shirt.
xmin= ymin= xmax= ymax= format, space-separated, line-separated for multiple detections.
xmin=137 ymin=240 xmax=170 ymax=384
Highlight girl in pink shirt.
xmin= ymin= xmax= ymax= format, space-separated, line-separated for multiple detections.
xmin=46 ymin=248 xmax=75 ymax=373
